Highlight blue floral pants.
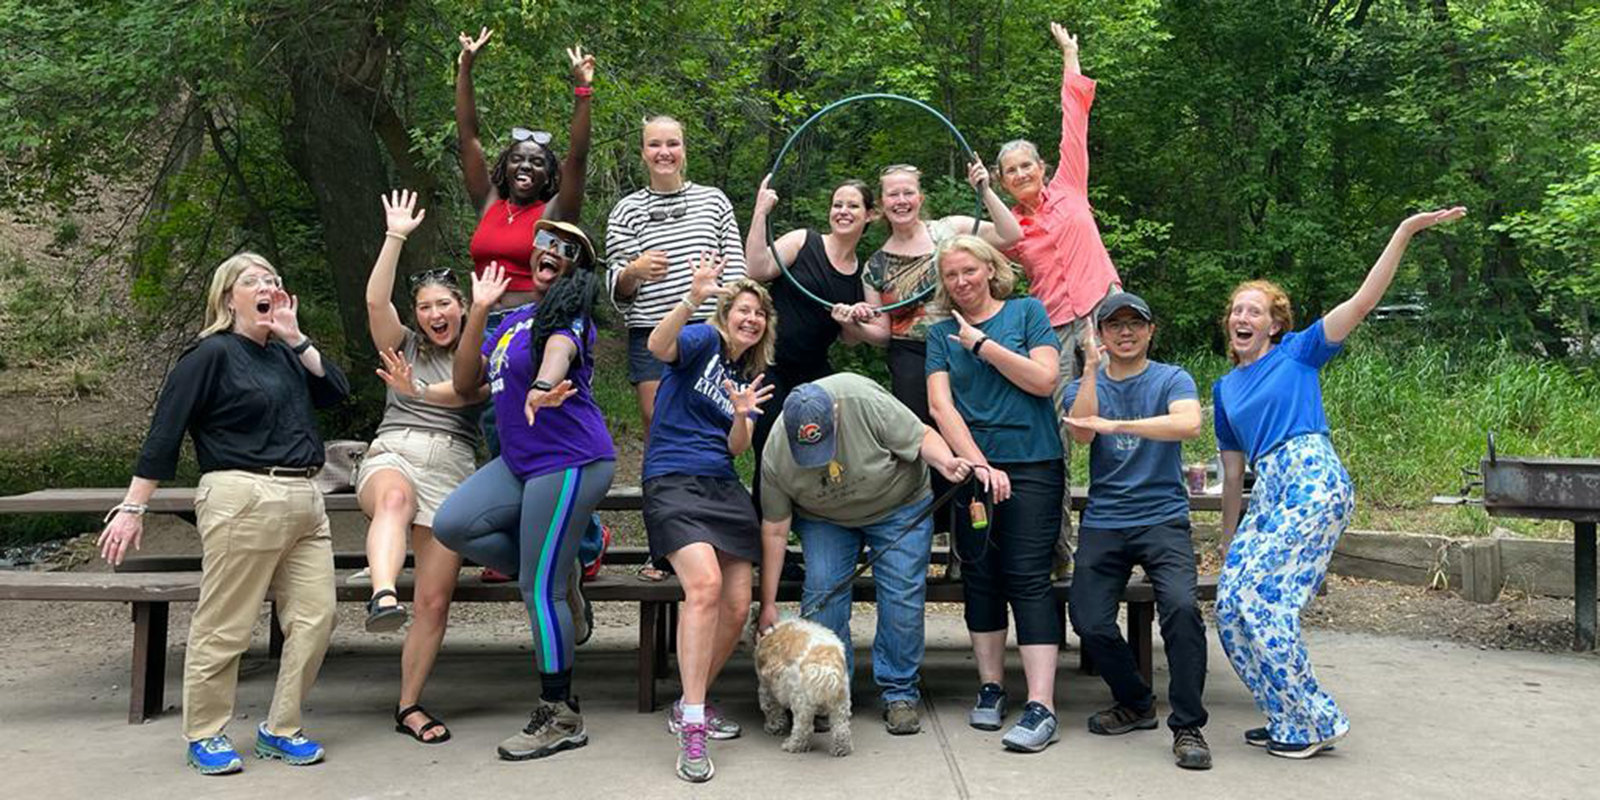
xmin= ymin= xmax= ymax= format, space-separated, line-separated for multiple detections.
xmin=1215 ymin=434 xmax=1353 ymax=745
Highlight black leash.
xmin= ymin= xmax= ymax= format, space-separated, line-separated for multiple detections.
xmin=797 ymin=470 xmax=991 ymax=621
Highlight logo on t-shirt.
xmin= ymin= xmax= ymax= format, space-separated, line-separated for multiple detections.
xmin=691 ymin=355 xmax=739 ymax=417
xmin=487 ymin=317 xmax=536 ymax=395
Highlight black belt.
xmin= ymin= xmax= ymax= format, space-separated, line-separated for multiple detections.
xmin=241 ymin=465 xmax=321 ymax=479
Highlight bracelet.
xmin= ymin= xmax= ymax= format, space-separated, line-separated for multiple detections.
xmin=412 ymin=377 xmax=428 ymax=396
xmin=972 ymin=336 xmax=990 ymax=358
xmin=103 ymin=503 xmax=148 ymax=524
xmin=384 ymin=231 xmax=407 ymax=242
xmin=574 ymin=85 xmax=593 ymax=98
xmin=291 ymin=337 xmax=314 ymax=355
xmin=532 ymin=379 xmax=555 ymax=392
xmin=680 ymin=297 xmax=699 ymax=312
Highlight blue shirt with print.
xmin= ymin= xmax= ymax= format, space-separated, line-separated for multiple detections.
xmin=1064 ymin=361 xmax=1198 ymax=528
xmin=643 ymin=324 xmax=748 ymax=480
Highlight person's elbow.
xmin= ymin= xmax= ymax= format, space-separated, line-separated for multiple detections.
xmin=995 ymin=230 xmax=1022 ymax=250
xmin=1177 ymin=411 xmax=1204 ymax=441
xmin=646 ymin=337 xmax=674 ymax=362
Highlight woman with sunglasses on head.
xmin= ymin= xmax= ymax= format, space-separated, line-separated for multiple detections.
xmin=607 ymin=115 xmax=749 ymax=438
xmin=432 ymin=219 xmax=616 ymax=762
xmin=98 ymin=254 xmax=348 ymax=776
xmin=865 ymin=161 xmax=1022 ymax=426
xmin=356 ymin=190 xmax=488 ymax=745
xmin=742 ymin=176 xmax=884 ymax=509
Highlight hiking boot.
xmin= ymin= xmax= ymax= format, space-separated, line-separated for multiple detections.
xmin=1173 ymin=727 xmax=1213 ymax=770
xmin=567 ymin=569 xmax=592 ymax=646
xmin=1244 ymin=726 xmax=1270 ymax=748
xmin=1001 ymin=701 xmax=1060 ymax=753
xmin=669 ymin=700 xmax=742 ymax=740
xmin=253 ymin=723 xmax=325 ymax=766
xmin=969 ymin=682 xmax=1008 ymax=731
xmin=498 ymin=699 xmax=588 ymax=761
xmin=883 ymin=700 xmax=921 ymax=735
xmin=186 ymin=736 xmax=243 ymax=775
xmin=675 ymin=722 xmax=714 ymax=782
xmin=1086 ymin=703 xmax=1158 ymax=736
xmin=1267 ymin=729 xmax=1346 ymax=760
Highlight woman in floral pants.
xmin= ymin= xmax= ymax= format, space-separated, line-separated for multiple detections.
xmin=1211 ymin=207 xmax=1465 ymax=759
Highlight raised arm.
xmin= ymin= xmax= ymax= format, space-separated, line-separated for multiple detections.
xmin=455 ymin=27 xmax=496 ymax=213
xmin=724 ymin=375 xmax=774 ymax=457
xmin=1323 ymin=207 xmax=1466 ymax=343
xmin=1048 ymin=22 xmax=1094 ymax=202
xmin=743 ymin=175 xmax=804 ymax=282
xmin=648 ymin=253 xmax=726 ymax=363
xmin=542 ymin=45 xmax=594 ymax=224
xmin=453 ymin=264 xmax=509 ymax=395
xmin=944 ymin=161 xmax=1022 ymax=249
xmin=367 ymin=190 xmax=427 ymax=352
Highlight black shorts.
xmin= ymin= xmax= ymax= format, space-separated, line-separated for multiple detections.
xmin=643 ymin=474 xmax=761 ymax=563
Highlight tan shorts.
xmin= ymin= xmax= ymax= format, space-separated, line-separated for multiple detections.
xmin=355 ymin=428 xmax=476 ymax=528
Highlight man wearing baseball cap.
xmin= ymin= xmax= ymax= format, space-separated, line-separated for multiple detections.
xmin=756 ymin=373 xmax=975 ymax=735
xmin=1061 ymin=292 xmax=1212 ymax=770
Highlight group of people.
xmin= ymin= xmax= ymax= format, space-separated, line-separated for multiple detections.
xmin=92 ymin=20 xmax=1466 ymax=783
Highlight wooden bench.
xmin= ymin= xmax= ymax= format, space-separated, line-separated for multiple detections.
xmin=1 ymin=485 xmax=1228 ymax=721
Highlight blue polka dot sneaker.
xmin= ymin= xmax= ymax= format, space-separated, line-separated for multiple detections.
xmin=186 ymin=735 xmax=243 ymax=775
xmin=254 ymin=722 xmax=326 ymax=766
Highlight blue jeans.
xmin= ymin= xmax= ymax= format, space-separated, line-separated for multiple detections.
xmin=795 ymin=492 xmax=933 ymax=704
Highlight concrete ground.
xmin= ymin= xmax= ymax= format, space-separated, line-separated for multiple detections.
xmin=2 ymin=605 xmax=1596 ymax=800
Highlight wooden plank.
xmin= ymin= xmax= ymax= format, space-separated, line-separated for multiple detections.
xmin=129 ymin=602 xmax=168 ymax=723
xmin=1 ymin=485 xmax=1227 ymax=516
xmin=0 ymin=572 xmax=201 ymax=601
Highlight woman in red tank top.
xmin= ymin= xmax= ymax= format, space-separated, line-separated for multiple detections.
xmin=457 ymin=28 xmax=595 ymax=310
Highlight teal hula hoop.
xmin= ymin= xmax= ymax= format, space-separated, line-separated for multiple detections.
xmin=764 ymin=93 xmax=984 ymax=313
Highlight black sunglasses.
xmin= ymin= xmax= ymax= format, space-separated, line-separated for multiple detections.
xmin=510 ymin=127 xmax=553 ymax=146
xmin=409 ymin=268 xmax=458 ymax=289
xmin=648 ymin=198 xmax=688 ymax=222
xmin=534 ymin=230 xmax=586 ymax=263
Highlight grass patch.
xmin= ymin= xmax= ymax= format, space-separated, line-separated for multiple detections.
xmin=0 ymin=433 xmax=201 ymax=547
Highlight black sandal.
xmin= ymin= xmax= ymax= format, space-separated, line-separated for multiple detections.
xmin=365 ymin=589 xmax=407 ymax=633
xmin=395 ymin=704 xmax=451 ymax=744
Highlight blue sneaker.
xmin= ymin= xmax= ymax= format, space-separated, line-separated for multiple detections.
xmin=186 ymin=736 xmax=243 ymax=775
xmin=254 ymin=722 xmax=325 ymax=765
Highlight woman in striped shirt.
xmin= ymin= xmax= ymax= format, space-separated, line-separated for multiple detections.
xmin=606 ymin=116 xmax=748 ymax=436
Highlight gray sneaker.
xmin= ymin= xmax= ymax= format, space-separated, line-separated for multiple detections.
xmin=497 ymin=699 xmax=588 ymax=760
xmin=969 ymin=683 xmax=1008 ymax=731
xmin=883 ymin=700 xmax=921 ymax=735
xmin=1001 ymin=701 xmax=1059 ymax=753
xmin=567 ymin=567 xmax=592 ymax=646
xmin=675 ymin=722 xmax=714 ymax=782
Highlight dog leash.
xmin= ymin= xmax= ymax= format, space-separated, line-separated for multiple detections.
xmin=797 ymin=470 xmax=992 ymax=621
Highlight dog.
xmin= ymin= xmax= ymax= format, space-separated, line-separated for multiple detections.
xmin=752 ymin=614 xmax=852 ymax=756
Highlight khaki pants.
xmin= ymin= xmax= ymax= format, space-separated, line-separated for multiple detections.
xmin=183 ymin=471 xmax=336 ymax=741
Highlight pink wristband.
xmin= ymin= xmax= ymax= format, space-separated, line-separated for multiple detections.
xmin=574 ymin=86 xmax=593 ymax=98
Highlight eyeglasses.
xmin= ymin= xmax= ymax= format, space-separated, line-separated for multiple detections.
xmin=409 ymin=268 xmax=458 ymax=289
xmin=510 ymin=127 xmax=553 ymax=146
xmin=879 ymin=164 xmax=922 ymax=177
xmin=533 ymin=230 xmax=585 ymax=263
xmin=647 ymin=198 xmax=688 ymax=222
xmin=1101 ymin=318 xmax=1151 ymax=334
xmin=237 ymin=274 xmax=282 ymax=289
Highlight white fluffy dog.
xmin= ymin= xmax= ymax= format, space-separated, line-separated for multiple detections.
xmin=752 ymin=614 xmax=852 ymax=756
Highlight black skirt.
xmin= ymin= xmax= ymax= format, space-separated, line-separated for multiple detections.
xmin=643 ymin=474 xmax=762 ymax=563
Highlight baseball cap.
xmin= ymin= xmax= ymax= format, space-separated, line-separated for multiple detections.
xmin=1095 ymin=292 xmax=1153 ymax=325
xmin=783 ymin=383 xmax=836 ymax=469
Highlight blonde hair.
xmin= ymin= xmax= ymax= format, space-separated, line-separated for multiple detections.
xmin=641 ymin=115 xmax=686 ymax=176
xmin=1222 ymin=279 xmax=1295 ymax=364
xmin=712 ymin=278 xmax=777 ymax=380
xmin=929 ymin=235 xmax=1018 ymax=315
xmin=199 ymin=252 xmax=279 ymax=339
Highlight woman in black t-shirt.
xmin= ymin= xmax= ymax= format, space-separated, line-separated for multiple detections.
xmin=743 ymin=178 xmax=887 ymax=506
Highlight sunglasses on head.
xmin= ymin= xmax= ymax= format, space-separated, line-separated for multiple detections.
xmin=534 ymin=230 xmax=586 ymax=263
xmin=409 ymin=268 xmax=458 ymax=289
xmin=510 ymin=127 xmax=553 ymax=146
xmin=879 ymin=163 xmax=922 ymax=177
xmin=648 ymin=198 xmax=688 ymax=222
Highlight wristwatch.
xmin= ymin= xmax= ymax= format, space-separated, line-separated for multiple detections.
xmin=291 ymin=337 xmax=314 ymax=355
xmin=532 ymin=379 xmax=555 ymax=392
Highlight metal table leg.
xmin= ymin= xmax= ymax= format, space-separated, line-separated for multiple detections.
xmin=1576 ymin=521 xmax=1596 ymax=651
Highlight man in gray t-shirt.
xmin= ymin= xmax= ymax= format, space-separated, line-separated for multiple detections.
xmin=1061 ymin=293 xmax=1212 ymax=771
xmin=757 ymin=373 xmax=973 ymax=735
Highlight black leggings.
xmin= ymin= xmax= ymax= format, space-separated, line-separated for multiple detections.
xmin=955 ymin=460 xmax=1064 ymax=645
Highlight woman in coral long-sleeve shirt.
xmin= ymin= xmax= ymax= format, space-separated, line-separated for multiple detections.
xmin=996 ymin=22 xmax=1122 ymax=567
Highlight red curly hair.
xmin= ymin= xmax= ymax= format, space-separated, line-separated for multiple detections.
xmin=1222 ymin=280 xmax=1295 ymax=364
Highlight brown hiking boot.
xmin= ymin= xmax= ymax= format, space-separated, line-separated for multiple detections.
xmin=1086 ymin=703 xmax=1158 ymax=735
xmin=498 ymin=699 xmax=587 ymax=760
xmin=883 ymin=700 xmax=921 ymax=735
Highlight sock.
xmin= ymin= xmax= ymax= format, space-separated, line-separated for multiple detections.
xmin=540 ymin=669 xmax=573 ymax=704
xmin=681 ymin=702 xmax=706 ymax=725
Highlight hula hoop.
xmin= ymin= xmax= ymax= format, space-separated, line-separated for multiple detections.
xmin=764 ymin=93 xmax=984 ymax=313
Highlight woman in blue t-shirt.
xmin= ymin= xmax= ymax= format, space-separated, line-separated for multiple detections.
xmin=643 ymin=256 xmax=775 ymax=782
xmin=432 ymin=220 xmax=616 ymax=762
xmin=1212 ymin=207 xmax=1465 ymax=759
xmin=925 ymin=235 xmax=1065 ymax=753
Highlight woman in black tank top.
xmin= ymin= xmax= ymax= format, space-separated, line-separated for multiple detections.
xmin=744 ymin=178 xmax=887 ymax=507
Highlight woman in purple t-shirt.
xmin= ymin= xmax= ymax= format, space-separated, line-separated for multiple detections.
xmin=1212 ymin=207 xmax=1464 ymax=759
xmin=433 ymin=220 xmax=616 ymax=762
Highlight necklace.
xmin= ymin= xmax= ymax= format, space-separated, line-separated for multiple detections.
xmin=506 ymin=201 xmax=530 ymax=225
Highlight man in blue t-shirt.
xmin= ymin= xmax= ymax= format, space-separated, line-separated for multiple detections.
xmin=1061 ymin=293 xmax=1211 ymax=771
